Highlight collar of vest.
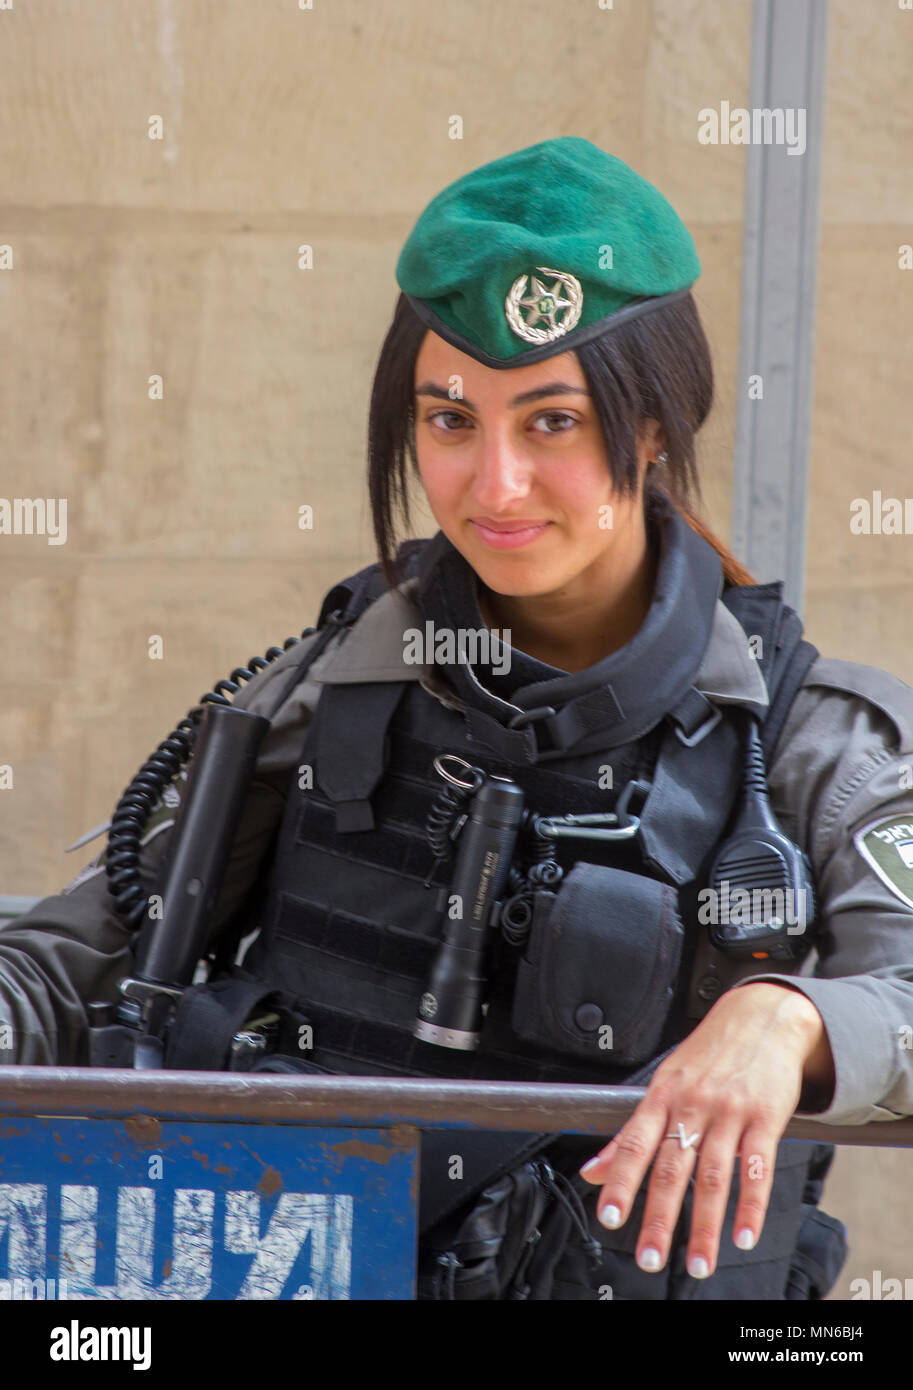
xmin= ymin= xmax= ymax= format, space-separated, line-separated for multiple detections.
xmin=312 ymin=509 xmax=769 ymax=755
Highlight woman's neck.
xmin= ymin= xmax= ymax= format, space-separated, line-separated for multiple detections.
xmin=477 ymin=524 xmax=659 ymax=675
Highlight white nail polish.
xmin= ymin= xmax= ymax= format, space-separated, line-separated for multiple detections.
xmin=688 ymin=1255 xmax=709 ymax=1279
xmin=638 ymin=1246 xmax=662 ymax=1272
xmin=579 ymin=1156 xmax=602 ymax=1175
xmin=599 ymin=1203 xmax=621 ymax=1229
xmin=736 ymin=1227 xmax=756 ymax=1251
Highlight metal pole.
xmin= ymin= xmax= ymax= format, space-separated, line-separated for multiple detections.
xmin=1 ymin=1067 xmax=911 ymax=1148
xmin=731 ymin=0 xmax=829 ymax=612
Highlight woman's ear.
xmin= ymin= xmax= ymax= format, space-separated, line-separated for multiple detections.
xmin=637 ymin=417 xmax=666 ymax=461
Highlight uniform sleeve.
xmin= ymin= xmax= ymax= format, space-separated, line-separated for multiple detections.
xmin=730 ymin=658 xmax=913 ymax=1125
xmin=0 ymin=629 xmax=335 ymax=1066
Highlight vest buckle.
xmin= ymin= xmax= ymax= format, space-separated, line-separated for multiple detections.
xmin=507 ymin=705 xmax=559 ymax=754
xmin=615 ymin=777 xmax=651 ymax=826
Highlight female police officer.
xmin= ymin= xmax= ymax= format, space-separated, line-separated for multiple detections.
xmin=5 ymin=136 xmax=913 ymax=1300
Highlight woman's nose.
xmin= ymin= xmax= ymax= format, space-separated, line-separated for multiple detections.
xmin=471 ymin=437 xmax=533 ymax=512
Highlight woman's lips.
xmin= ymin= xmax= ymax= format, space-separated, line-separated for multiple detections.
xmin=469 ymin=519 xmax=551 ymax=550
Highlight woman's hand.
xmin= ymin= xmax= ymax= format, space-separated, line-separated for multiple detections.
xmin=578 ymin=982 xmax=834 ymax=1280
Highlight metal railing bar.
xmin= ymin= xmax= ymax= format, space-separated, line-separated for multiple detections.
xmin=0 ymin=1068 xmax=912 ymax=1148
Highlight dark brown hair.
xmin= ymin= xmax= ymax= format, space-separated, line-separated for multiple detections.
xmin=367 ymin=291 xmax=756 ymax=590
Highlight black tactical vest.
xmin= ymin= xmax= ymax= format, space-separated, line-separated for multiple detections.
xmin=204 ymin=518 xmax=845 ymax=1300
xmin=242 ymin=511 xmax=816 ymax=1082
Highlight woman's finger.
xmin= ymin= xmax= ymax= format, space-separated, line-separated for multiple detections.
xmin=630 ymin=1114 xmax=704 ymax=1273
xmin=729 ymin=1123 xmax=780 ymax=1255
xmin=677 ymin=1112 xmax=746 ymax=1278
xmin=580 ymin=1094 xmax=672 ymax=1232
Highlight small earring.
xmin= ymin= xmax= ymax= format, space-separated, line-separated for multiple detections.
xmin=655 ymin=451 xmax=668 ymax=466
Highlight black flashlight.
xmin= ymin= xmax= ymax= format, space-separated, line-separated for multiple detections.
xmin=414 ymin=775 xmax=525 ymax=1050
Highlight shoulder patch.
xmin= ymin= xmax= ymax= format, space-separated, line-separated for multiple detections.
xmin=853 ymin=813 xmax=913 ymax=910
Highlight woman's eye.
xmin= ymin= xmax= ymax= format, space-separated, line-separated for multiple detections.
xmin=532 ymin=411 xmax=577 ymax=433
xmin=426 ymin=410 xmax=469 ymax=432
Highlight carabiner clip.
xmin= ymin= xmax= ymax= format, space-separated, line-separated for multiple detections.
xmin=534 ymin=811 xmax=640 ymax=842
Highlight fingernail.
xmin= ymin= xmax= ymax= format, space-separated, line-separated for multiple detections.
xmin=598 ymin=1203 xmax=621 ymax=1229
xmin=638 ymin=1246 xmax=662 ymax=1272
xmin=735 ymin=1227 xmax=756 ymax=1251
xmin=688 ymin=1255 xmax=710 ymax=1279
xmin=579 ymin=1156 xmax=602 ymax=1177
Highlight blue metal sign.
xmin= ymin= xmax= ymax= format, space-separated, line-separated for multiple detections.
xmin=0 ymin=1117 xmax=418 ymax=1300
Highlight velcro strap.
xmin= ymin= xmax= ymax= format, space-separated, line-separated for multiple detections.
xmin=313 ymin=681 xmax=407 ymax=831
xmin=543 ymin=686 xmax=625 ymax=750
xmin=165 ymin=975 xmax=279 ymax=1070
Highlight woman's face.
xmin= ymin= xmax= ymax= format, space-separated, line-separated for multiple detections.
xmin=413 ymin=329 xmax=660 ymax=602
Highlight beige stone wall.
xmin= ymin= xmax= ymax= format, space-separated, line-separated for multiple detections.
xmin=798 ymin=0 xmax=913 ymax=1302
xmin=0 ymin=0 xmax=910 ymax=1298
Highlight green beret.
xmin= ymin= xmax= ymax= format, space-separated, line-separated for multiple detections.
xmin=396 ymin=136 xmax=700 ymax=368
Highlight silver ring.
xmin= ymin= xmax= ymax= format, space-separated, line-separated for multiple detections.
xmin=664 ymin=1122 xmax=701 ymax=1152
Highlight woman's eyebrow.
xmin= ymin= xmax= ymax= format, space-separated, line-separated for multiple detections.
xmin=414 ymin=380 xmax=590 ymax=411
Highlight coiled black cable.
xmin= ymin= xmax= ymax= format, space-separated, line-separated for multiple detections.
xmin=422 ymin=759 xmax=486 ymax=888
xmin=498 ymin=813 xmax=564 ymax=947
xmin=526 ymin=813 xmax=564 ymax=889
xmin=105 ymin=628 xmax=319 ymax=931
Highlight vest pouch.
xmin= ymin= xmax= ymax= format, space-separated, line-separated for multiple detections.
xmin=418 ymin=1162 xmax=550 ymax=1300
xmin=510 ymin=863 xmax=685 ymax=1068
xmin=417 ymin=1158 xmax=602 ymax=1301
